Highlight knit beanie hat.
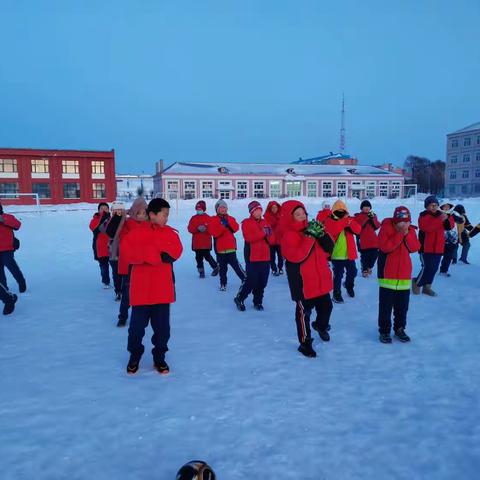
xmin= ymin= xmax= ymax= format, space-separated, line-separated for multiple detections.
xmin=393 ymin=206 xmax=411 ymax=224
xmin=128 ymin=197 xmax=148 ymax=217
xmin=111 ymin=201 xmax=126 ymax=211
xmin=453 ymin=204 xmax=465 ymax=215
xmin=360 ymin=200 xmax=372 ymax=210
xmin=195 ymin=200 xmax=207 ymax=212
xmin=248 ymin=200 xmax=262 ymax=214
xmin=215 ymin=199 xmax=228 ymax=212
xmin=424 ymin=195 xmax=439 ymax=209
xmin=321 ymin=200 xmax=331 ymax=210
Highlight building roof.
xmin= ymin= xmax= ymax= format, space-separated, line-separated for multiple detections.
xmin=294 ymin=152 xmax=354 ymax=164
xmin=449 ymin=122 xmax=480 ymax=135
xmin=161 ymin=161 xmax=402 ymax=177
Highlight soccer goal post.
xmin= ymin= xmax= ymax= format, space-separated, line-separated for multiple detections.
xmin=0 ymin=193 xmax=41 ymax=212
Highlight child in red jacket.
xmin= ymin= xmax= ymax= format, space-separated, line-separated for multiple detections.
xmin=234 ymin=201 xmax=275 ymax=311
xmin=187 ymin=200 xmax=218 ymax=278
xmin=281 ymin=200 xmax=334 ymax=357
xmin=208 ymin=200 xmax=245 ymax=291
xmin=89 ymin=202 xmax=112 ymax=288
xmin=323 ymin=199 xmax=361 ymax=303
xmin=264 ymin=201 xmax=283 ymax=275
xmin=316 ymin=200 xmax=332 ymax=223
xmin=354 ymin=200 xmax=381 ymax=277
xmin=377 ymin=206 xmax=420 ymax=343
xmin=121 ymin=198 xmax=183 ymax=375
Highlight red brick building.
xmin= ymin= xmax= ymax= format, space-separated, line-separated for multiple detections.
xmin=0 ymin=148 xmax=116 ymax=205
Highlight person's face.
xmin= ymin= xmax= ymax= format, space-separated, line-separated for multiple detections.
xmin=323 ymin=204 xmax=331 ymax=210
xmin=293 ymin=207 xmax=307 ymax=222
xmin=113 ymin=209 xmax=124 ymax=216
xmin=362 ymin=206 xmax=371 ymax=213
xmin=440 ymin=205 xmax=450 ymax=212
xmin=252 ymin=208 xmax=262 ymax=219
xmin=149 ymin=208 xmax=170 ymax=226
xmin=427 ymin=203 xmax=439 ymax=213
xmin=99 ymin=205 xmax=109 ymax=214
xmin=135 ymin=208 xmax=147 ymax=221
xmin=218 ymin=206 xmax=227 ymax=215
xmin=271 ymin=205 xmax=279 ymax=214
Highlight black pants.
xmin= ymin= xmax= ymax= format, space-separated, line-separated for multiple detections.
xmin=415 ymin=253 xmax=441 ymax=287
xmin=237 ymin=261 xmax=270 ymax=305
xmin=109 ymin=260 xmax=122 ymax=294
xmin=332 ymin=259 xmax=357 ymax=292
xmin=98 ymin=257 xmax=110 ymax=285
xmin=194 ymin=249 xmax=218 ymax=271
xmin=295 ymin=294 xmax=332 ymax=343
xmin=269 ymin=245 xmax=284 ymax=272
xmin=118 ymin=273 xmax=130 ymax=322
xmin=440 ymin=243 xmax=457 ymax=273
xmin=359 ymin=248 xmax=378 ymax=272
xmin=217 ymin=252 xmax=245 ymax=286
xmin=0 ymin=250 xmax=26 ymax=291
xmin=378 ymin=287 xmax=410 ymax=334
xmin=127 ymin=303 xmax=170 ymax=363
xmin=459 ymin=240 xmax=470 ymax=262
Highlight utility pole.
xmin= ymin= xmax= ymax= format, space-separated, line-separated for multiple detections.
xmin=339 ymin=93 xmax=346 ymax=153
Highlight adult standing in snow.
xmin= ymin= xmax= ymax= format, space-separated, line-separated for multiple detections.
xmin=413 ymin=195 xmax=454 ymax=296
xmin=264 ymin=201 xmax=284 ymax=276
xmin=187 ymin=200 xmax=219 ymax=278
xmin=281 ymin=200 xmax=334 ymax=358
xmin=354 ymin=200 xmax=381 ymax=278
xmin=89 ymin=202 xmax=112 ymax=288
xmin=452 ymin=204 xmax=473 ymax=265
xmin=208 ymin=200 xmax=245 ymax=291
xmin=0 ymin=202 xmax=27 ymax=293
xmin=234 ymin=201 xmax=275 ymax=312
xmin=377 ymin=206 xmax=420 ymax=343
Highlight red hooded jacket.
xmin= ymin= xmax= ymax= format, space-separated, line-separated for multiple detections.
xmin=323 ymin=215 xmax=361 ymax=260
xmin=89 ymin=212 xmax=110 ymax=259
xmin=280 ymin=200 xmax=333 ymax=301
xmin=264 ymin=201 xmax=282 ymax=245
xmin=418 ymin=210 xmax=454 ymax=254
xmin=354 ymin=212 xmax=381 ymax=249
xmin=208 ymin=214 xmax=240 ymax=253
xmin=241 ymin=216 xmax=276 ymax=262
xmin=0 ymin=213 xmax=21 ymax=252
xmin=117 ymin=218 xmax=150 ymax=275
xmin=316 ymin=208 xmax=332 ymax=223
xmin=121 ymin=223 xmax=183 ymax=306
xmin=187 ymin=214 xmax=213 ymax=251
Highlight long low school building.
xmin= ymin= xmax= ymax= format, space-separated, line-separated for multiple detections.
xmin=0 ymin=147 xmax=116 ymax=205
xmin=155 ymin=162 xmax=406 ymax=200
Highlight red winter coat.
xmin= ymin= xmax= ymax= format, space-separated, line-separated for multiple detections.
xmin=121 ymin=223 xmax=183 ymax=306
xmin=281 ymin=200 xmax=333 ymax=301
xmin=89 ymin=213 xmax=110 ymax=259
xmin=208 ymin=214 xmax=240 ymax=253
xmin=316 ymin=208 xmax=332 ymax=223
xmin=378 ymin=218 xmax=420 ymax=282
xmin=418 ymin=210 xmax=454 ymax=254
xmin=323 ymin=215 xmax=361 ymax=260
xmin=0 ymin=213 xmax=21 ymax=252
xmin=241 ymin=216 xmax=276 ymax=262
xmin=187 ymin=214 xmax=213 ymax=251
xmin=354 ymin=212 xmax=381 ymax=249
xmin=118 ymin=218 xmax=151 ymax=275
xmin=264 ymin=201 xmax=283 ymax=245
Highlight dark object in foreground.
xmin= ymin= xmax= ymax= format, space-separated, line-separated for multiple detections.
xmin=176 ymin=460 xmax=216 ymax=479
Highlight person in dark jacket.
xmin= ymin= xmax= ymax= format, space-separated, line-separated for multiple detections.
xmin=105 ymin=201 xmax=126 ymax=300
xmin=234 ymin=201 xmax=275 ymax=311
xmin=452 ymin=204 xmax=473 ymax=264
xmin=0 ymin=202 xmax=26 ymax=293
xmin=377 ymin=206 xmax=420 ymax=343
xmin=281 ymin=200 xmax=334 ymax=358
xmin=187 ymin=200 xmax=218 ymax=278
xmin=439 ymin=202 xmax=463 ymax=277
xmin=89 ymin=202 xmax=112 ymax=288
xmin=354 ymin=200 xmax=381 ymax=277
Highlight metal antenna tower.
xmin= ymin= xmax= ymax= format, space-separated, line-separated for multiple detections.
xmin=339 ymin=93 xmax=346 ymax=153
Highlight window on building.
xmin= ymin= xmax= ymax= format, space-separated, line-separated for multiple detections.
xmin=31 ymin=159 xmax=49 ymax=173
xmin=476 ymin=152 xmax=480 ymax=162
xmin=450 ymin=171 xmax=457 ymax=180
xmin=166 ymin=180 xmax=179 ymax=199
xmin=62 ymin=160 xmax=79 ymax=174
xmin=366 ymin=182 xmax=376 ymax=198
xmin=464 ymin=137 xmax=471 ymax=147
xmin=336 ymin=181 xmax=347 ymax=197
xmin=451 ymin=139 xmax=458 ymax=148
xmin=379 ymin=182 xmax=388 ymax=197
xmin=461 ymin=184 xmax=468 ymax=194
xmin=92 ymin=161 xmax=105 ymax=174
xmin=476 ymin=169 xmax=480 ymax=178
xmin=450 ymin=156 xmax=458 ymax=164
xmin=201 ymin=181 xmax=213 ymax=198
xmin=236 ymin=181 xmax=248 ymax=199
xmin=322 ymin=181 xmax=332 ymax=197
xmin=219 ymin=190 xmax=231 ymax=200
xmin=391 ymin=182 xmax=401 ymax=198
xmin=32 ymin=182 xmax=51 ymax=198
xmin=449 ymin=185 xmax=456 ymax=194
xmin=0 ymin=159 xmax=17 ymax=173
xmin=477 ymin=136 xmax=480 ymax=145
xmin=307 ymin=181 xmax=317 ymax=197
xmin=286 ymin=181 xmax=301 ymax=197
xmin=475 ymin=183 xmax=480 ymax=193
xmin=269 ymin=181 xmax=281 ymax=198
xmin=463 ymin=154 xmax=470 ymax=163
xmin=63 ymin=183 xmax=80 ymax=199
xmin=183 ymin=181 xmax=196 ymax=199
xmin=0 ymin=182 xmax=19 ymax=196
xmin=92 ymin=183 xmax=106 ymax=199
xmin=253 ymin=181 xmax=265 ymax=198
xmin=462 ymin=170 xmax=469 ymax=179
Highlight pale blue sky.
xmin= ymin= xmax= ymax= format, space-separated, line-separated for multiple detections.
xmin=1 ymin=0 xmax=479 ymax=173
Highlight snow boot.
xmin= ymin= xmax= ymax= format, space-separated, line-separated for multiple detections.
xmin=115 ymin=292 xmax=121 ymax=301
xmin=278 ymin=269 xmax=284 ymax=275
xmin=234 ymin=296 xmax=246 ymax=311
xmin=422 ymin=284 xmax=437 ymax=297
xmin=211 ymin=266 xmax=219 ymax=276
xmin=379 ymin=333 xmax=392 ymax=344
xmin=311 ymin=321 xmax=331 ymax=332
xmin=272 ymin=270 xmax=279 ymax=277
xmin=19 ymin=281 xmax=27 ymax=293
xmin=412 ymin=279 xmax=420 ymax=295
xmin=253 ymin=304 xmax=264 ymax=311
xmin=102 ymin=283 xmax=111 ymax=289
xmin=362 ymin=270 xmax=369 ymax=278
xmin=333 ymin=290 xmax=344 ymax=304
xmin=3 ymin=294 xmax=17 ymax=315
xmin=117 ymin=318 xmax=127 ymax=327
xmin=459 ymin=259 xmax=470 ymax=265
xmin=298 ymin=338 xmax=317 ymax=358
xmin=439 ymin=272 xmax=451 ymax=277
xmin=394 ymin=328 xmax=411 ymax=342
xmin=346 ymin=286 xmax=355 ymax=298
xmin=318 ymin=330 xmax=330 ymax=342
xmin=127 ymin=358 xmax=139 ymax=374
xmin=219 ymin=284 xmax=227 ymax=291
xmin=154 ymin=359 xmax=170 ymax=375
xmin=198 ymin=267 xmax=205 ymax=279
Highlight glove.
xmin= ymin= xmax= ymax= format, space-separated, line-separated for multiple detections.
xmin=220 ymin=217 xmax=229 ymax=227
xmin=263 ymin=226 xmax=272 ymax=236
xmin=197 ymin=224 xmax=207 ymax=233
xmin=368 ymin=212 xmax=374 ymax=218
xmin=304 ymin=219 xmax=325 ymax=239
xmin=160 ymin=252 xmax=176 ymax=263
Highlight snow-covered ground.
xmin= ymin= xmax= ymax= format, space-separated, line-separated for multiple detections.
xmin=1 ymin=197 xmax=479 ymax=480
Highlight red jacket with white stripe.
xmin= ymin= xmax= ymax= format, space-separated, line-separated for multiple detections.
xmin=0 ymin=213 xmax=21 ymax=252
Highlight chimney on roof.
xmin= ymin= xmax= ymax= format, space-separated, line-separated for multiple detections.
xmin=156 ymin=159 xmax=164 ymax=174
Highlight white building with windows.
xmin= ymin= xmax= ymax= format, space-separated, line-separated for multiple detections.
xmin=116 ymin=174 xmax=154 ymax=200
xmin=155 ymin=162 xmax=405 ymax=200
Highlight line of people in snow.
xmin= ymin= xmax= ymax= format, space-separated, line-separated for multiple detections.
xmin=88 ymin=195 xmax=478 ymax=373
